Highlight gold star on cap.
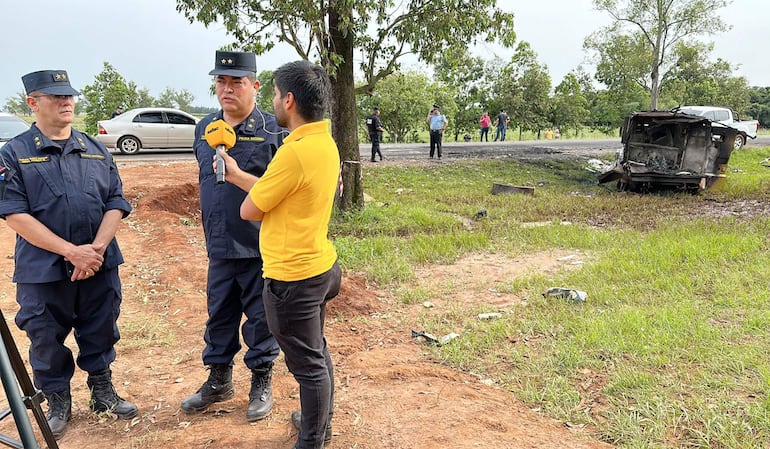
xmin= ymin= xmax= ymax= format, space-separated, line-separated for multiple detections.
xmin=227 ymin=59 xmax=233 ymax=64
xmin=220 ymin=58 xmax=227 ymax=64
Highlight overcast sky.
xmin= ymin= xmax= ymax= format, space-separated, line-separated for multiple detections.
xmin=2 ymin=0 xmax=767 ymax=109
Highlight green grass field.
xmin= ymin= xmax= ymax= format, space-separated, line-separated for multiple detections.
xmin=334 ymin=147 xmax=770 ymax=448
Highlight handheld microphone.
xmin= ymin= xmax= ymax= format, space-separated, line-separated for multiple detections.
xmin=204 ymin=120 xmax=237 ymax=184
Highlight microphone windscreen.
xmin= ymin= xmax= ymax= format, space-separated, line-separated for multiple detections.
xmin=204 ymin=119 xmax=236 ymax=150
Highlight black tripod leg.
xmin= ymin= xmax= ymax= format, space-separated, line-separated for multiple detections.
xmin=0 ymin=331 xmax=40 ymax=449
xmin=0 ymin=312 xmax=58 ymax=449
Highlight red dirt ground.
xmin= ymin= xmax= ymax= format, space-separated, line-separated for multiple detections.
xmin=0 ymin=161 xmax=614 ymax=449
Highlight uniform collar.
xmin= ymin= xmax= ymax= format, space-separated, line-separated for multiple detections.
xmin=284 ymin=120 xmax=331 ymax=144
xmin=29 ymin=124 xmax=88 ymax=154
xmin=216 ymin=105 xmax=266 ymax=136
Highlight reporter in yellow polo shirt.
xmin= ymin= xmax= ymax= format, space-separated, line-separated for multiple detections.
xmin=216 ymin=60 xmax=341 ymax=449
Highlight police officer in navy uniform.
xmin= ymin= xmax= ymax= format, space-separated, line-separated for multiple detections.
xmin=181 ymin=51 xmax=284 ymax=422
xmin=365 ymin=106 xmax=384 ymax=162
xmin=0 ymin=70 xmax=137 ymax=439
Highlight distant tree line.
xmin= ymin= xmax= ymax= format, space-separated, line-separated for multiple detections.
xmin=3 ymin=0 xmax=769 ymax=144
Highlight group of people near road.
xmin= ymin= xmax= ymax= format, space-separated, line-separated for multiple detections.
xmin=365 ymin=103 xmax=450 ymax=161
xmin=0 ymin=51 xmax=341 ymax=449
xmin=364 ymin=105 xmax=517 ymax=162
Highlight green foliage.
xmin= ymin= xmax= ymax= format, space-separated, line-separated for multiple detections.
xmin=588 ymin=0 xmax=731 ymax=110
xmin=434 ymin=47 xmax=490 ymax=140
xmin=175 ymin=0 xmax=517 ymax=210
xmin=551 ymin=73 xmax=590 ymax=136
xmin=157 ymin=87 xmax=195 ymax=111
xmin=359 ymin=71 xmax=454 ymax=143
xmin=663 ymin=41 xmax=751 ymax=111
xmin=81 ymin=62 xmax=198 ymax=135
xmin=3 ymin=92 xmax=32 ymax=115
xmin=81 ymin=62 xmax=140 ymax=135
xmin=748 ymin=87 xmax=770 ymax=125
xmin=256 ymin=70 xmax=275 ymax=112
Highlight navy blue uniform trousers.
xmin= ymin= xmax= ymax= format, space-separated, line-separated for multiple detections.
xmin=203 ymin=258 xmax=279 ymax=368
xmin=15 ymin=268 xmax=122 ymax=395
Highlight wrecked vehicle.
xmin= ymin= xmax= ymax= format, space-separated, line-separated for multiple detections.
xmin=598 ymin=111 xmax=738 ymax=193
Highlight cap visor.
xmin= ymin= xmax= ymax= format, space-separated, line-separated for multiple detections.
xmin=39 ymin=86 xmax=80 ymax=96
xmin=209 ymin=69 xmax=253 ymax=77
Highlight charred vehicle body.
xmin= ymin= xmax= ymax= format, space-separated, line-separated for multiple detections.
xmin=598 ymin=111 xmax=738 ymax=193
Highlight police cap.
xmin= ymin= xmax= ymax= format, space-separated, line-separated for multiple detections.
xmin=22 ymin=70 xmax=80 ymax=96
xmin=209 ymin=51 xmax=257 ymax=77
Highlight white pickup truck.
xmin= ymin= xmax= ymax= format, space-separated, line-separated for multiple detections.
xmin=675 ymin=106 xmax=760 ymax=149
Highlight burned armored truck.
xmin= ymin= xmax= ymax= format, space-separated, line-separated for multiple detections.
xmin=598 ymin=111 xmax=738 ymax=193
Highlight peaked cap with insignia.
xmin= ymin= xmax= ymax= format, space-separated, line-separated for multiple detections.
xmin=22 ymin=70 xmax=80 ymax=96
xmin=209 ymin=51 xmax=257 ymax=77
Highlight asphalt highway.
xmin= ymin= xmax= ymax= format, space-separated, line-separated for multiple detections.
xmin=112 ymin=135 xmax=770 ymax=164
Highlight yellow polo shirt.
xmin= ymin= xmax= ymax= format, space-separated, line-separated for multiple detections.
xmin=249 ymin=120 xmax=339 ymax=281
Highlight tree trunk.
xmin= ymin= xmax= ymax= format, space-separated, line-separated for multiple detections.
xmin=328 ymin=5 xmax=364 ymax=211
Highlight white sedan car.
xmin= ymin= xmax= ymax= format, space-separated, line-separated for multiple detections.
xmin=96 ymin=108 xmax=199 ymax=154
xmin=0 ymin=112 xmax=30 ymax=149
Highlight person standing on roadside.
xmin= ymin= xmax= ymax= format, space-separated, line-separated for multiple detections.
xmin=111 ymin=105 xmax=124 ymax=118
xmin=493 ymin=109 xmax=509 ymax=142
xmin=365 ymin=106 xmax=384 ymax=162
xmin=217 ymin=60 xmax=342 ymax=449
xmin=479 ymin=111 xmax=491 ymax=142
xmin=427 ymin=104 xmax=448 ymax=159
xmin=181 ymin=50 xmax=283 ymax=423
xmin=0 ymin=69 xmax=137 ymax=439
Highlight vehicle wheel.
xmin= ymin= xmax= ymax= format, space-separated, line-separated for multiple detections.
xmin=733 ymin=134 xmax=745 ymax=150
xmin=117 ymin=136 xmax=141 ymax=154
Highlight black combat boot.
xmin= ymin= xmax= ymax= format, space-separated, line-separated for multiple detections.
xmin=246 ymin=362 xmax=273 ymax=422
xmin=291 ymin=411 xmax=332 ymax=445
xmin=87 ymin=368 xmax=138 ymax=419
xmin=181 ymin=363 xmax=234 ymax=413
xmin=45 ymin=390 xmax=71 ymax=439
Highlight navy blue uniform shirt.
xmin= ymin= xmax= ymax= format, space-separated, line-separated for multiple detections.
xmin=0 ymin=124 xmax=131 ymax=283
xmin=195 ymin=107 xmax=285 ymax=259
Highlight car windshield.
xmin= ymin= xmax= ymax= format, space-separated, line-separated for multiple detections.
xmin=0 ymin=117 xmax=30 ymax=140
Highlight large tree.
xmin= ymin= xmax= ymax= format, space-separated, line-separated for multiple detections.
xmin=81 ymin=62 xmax=141 ymax=135
xmin=587 ymin=0 xmax=731 ymax=110
xmin=176 ymin=0 xmax=515 ymax=210
xmin=360 ymin=71 xmax=440 ymax=144
xmin=664 ymin=41 xmax=751 ymax=112
xmin=551 ymin=73 xmax=590 ymax=137
xmin=434 ymin=48 xmax=490 ymax=142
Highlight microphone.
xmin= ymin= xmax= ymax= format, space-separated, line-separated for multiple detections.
xmin=204 ymin=119 xmax=237 ymax=184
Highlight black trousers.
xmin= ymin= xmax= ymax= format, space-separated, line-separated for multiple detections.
xmin=264 ymin=262 xmax=342 ymax=449
xmin=429 ymin=130 xmax=443 ymax=158
xmin=370 ymin=132 xmax=382 ymax=161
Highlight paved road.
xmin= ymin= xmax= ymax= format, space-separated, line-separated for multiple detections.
xmin=112 ymin=135 xmax=770 ymax=164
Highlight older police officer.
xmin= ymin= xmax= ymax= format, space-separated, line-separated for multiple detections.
xmin=181 ymin=51 xmax=283 ymax=422
xmin=0 ymin=70 xmax=137 ymax=438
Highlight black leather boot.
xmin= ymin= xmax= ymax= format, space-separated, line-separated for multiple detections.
xmin=45 ymin=390 xmax=71 ymax=439
xmin=291 ymin=411 xmax=332 ymax=445
xmin=246 ymin=362 xmax=273 ymax=422
xmin=87 ymin=368 xmax=138 ymax=419
xmin=181 ymin=363 xmax=234 ymax=413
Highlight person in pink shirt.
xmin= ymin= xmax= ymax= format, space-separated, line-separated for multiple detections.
xmin=479 ymin=111 xmax=491 ymax=142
